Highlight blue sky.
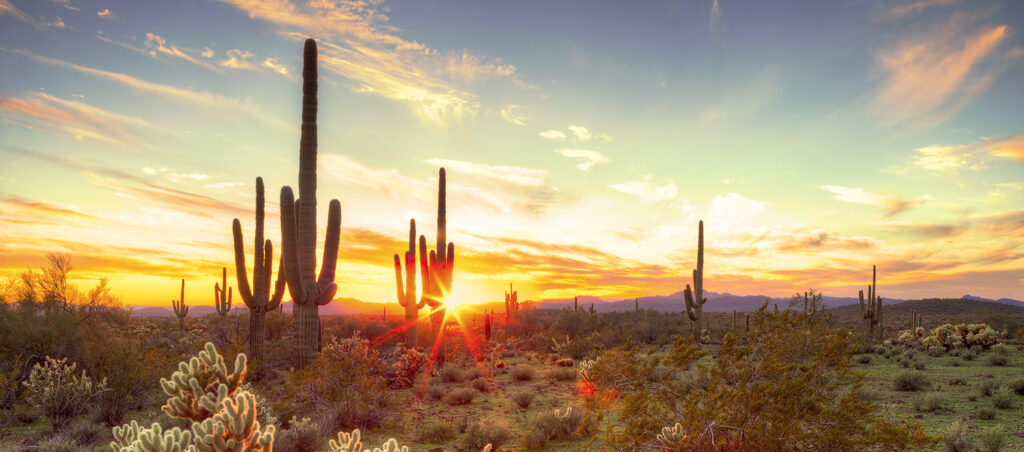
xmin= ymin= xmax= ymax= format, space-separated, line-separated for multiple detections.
xmin=1 ymin=0 xmax=1022 ymax=305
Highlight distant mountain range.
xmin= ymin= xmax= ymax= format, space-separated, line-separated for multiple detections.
xmin=126 ymin=292 xmax=1024 ymax=317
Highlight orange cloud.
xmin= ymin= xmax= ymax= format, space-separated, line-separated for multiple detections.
xmin=144 ymin=33 xmax=221 ymax=72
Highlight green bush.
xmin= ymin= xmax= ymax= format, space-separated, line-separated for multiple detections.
xmin=416 ymin=419 xmax=458 ymax=443
xmin=464 ymin=368 xmax=483 ymax=381
xmin=471 ymin=378 xmax=488 ymax=392
xmin=39 ymin=438 xmax=80 ymax=452
xmin=60 ymin=417 xmax=110 ymax=447
xmin=892 ymin=371 xmax=930 ymax=392
xmin=548 ymin=367 xmax=578 ymax=381
xmin=991 ymin=388 xmax=1014 ymax=409
xmin=987 ymin=353 xmax=1008 ymax=366
xmin=1008 ymin=377 xmax=1024 ymax=395
xmin=856 ymin=355 xmax=872 ymax=364
xmin=942 ymin=420 xmax=973 ymax=452
xmin=978 ymin=380 xmax=999 ymax=397
xmin=440 ymin=365 xmax=463 ymax=383
xmin=912 ymin=393 xmax=948 ymax=413
xmin=912 ymin=359 xmax=926 ymax=370
xmin=445 ymin=388 xmax=477 ymax=406
xmin=511 ymin=390 xmax=535 ymax=408
xmin=978 ymin=427 xmax=1005 ymax=452
xmin=948 ymin=377 xmax=967 ymax=386
xmin=460 ymin=417 xmax=513 ymax=452
xmin=512 ymin=365 xmax=537 ymax=381
xmin=927 ymin=347 xmax=945 ymax=357
xmin=977 ymin=407 xmax=996 ymax=420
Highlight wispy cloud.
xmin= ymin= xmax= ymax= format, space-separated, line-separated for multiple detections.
xmin=540 ymin=130 xmax=566 ymax=141
xmin=219 ymin=0 xmax=526 ymax=127
xmin=822 ymin=185 xmax=933 ymax=216
xmin=609 ymin=176 xmax=678 ymax=204
xmin=888 ymin=0 xmax=956 ymax=20
xmin=0 ymin=48 xmax=291 ymax=130
xmin=500 ymin=105 xmax=526 ymax=126
xmin=912 ymin=144 xmax=973 ymax=172
xmin=568 ymin=125 xmax=591 ymax=142
xmin=872 ymin=14 xmax=1010 ymax=128
xmin=96 ymin=8 xmax=115 ymax=20
xmin=262 ymin=57 xmax=290 ymax=76
xmin=982 ymin=134 xmax=1024 ymax=162
xmin=0 ymin=92 xmax=170 ymax=151
xmin=708 ymin=193 xmax=768 ymax=224
xmin=220 ymin=49 xmax=257 ymax=70
xmin=1 ymin=0 xmax=38 ymax=27
xmin=425 ymin=158 xmax=547 ymax=187
xmin=43 ymin=16 xmax=65 ymax=28
xmin=50 ymin=0 xmax=79 ymax=11
xmin=554 ymin=148 xmax=609 ymax=171
xmin=144 ymin=33 xmax=220 ymax=72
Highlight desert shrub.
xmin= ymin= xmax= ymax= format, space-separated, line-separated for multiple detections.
xmin=991 ymin=388 xmax=1014 ymax=409
xmin=440 ymin=365 xmax=463 ymax=383
xmin=968 ymin=394 xmax=978 ymax=402
xmin=274 ymin=417 xmax=322 ymax=452
xmin=892 ymin=371 xmax=930 ymax=391
xmin=961 ymin=350 xmax=975 ymax=361
xmin=385 ymin=344 xmax=427 ymax=389
xmin=91 ymin=341 xmax=174 ymax=426
xmin=460 ymin=417 xmax=513 ymax=451
xmin=942 ymin=420 xmax=973 ymax=452
xmin=427 ymin=385 xmax=445 ymax=400
xmin=977 ymin=407 xmax=996 ymax=420
xmin=287 ymin=334 xmax=392 ymax=432
xmin=856 ymin=355 xmax=872 ymax=364
xmin=445 ymin=387 xmax=477 ymax=406
xmin=464 ymin=367 xmax=483 ymax=381
xmin=927 ymin=347 xmax=945 ymax=357
xmin=987 ymin=353 xmax=1008 ymax=366
xmin=39 ymin=438 xmax=80 ymax=452
xmin=912 ymin=393 xmax=948 ymax=412
xmin=978 ymin=427 xmax=1005 ymax=452
xmin=549 ymin=367 xmax=577 ymax=381
xmin=1008 ymin=377 xmax=1024 ymax=395
xmin=22 ymin=356 xmax=107 ymax=429
xmin=512 ymin=365 xmax=537 ymax=381
xmin=978 ymin=380 xmax=1000 ymax=397
xmin=554 ymin=357 xmax=575 ymax=367
xmin=59 ymin=416 xmax=110 ymax=446
xmin=948 ymin=347 xmax=962 ymax=356
xmin=912 ymin=359 xmax=927 ymax=370
xmin=587 ymin=308 xmax=930 ymax=450
xmin=415 ymin=419 xmax=457 ymax=443
xmin=511 ymin=390 xmax=535 ymax=408
xmin=948 ymin=377 xmax=967 ymax=386
xmin=949 ymin=358 xmax=961 ymax=367
xmin=859 ymin=387 xmax=879 ymax=402
xmin=471 ymin=378 xmax=488 ymax=392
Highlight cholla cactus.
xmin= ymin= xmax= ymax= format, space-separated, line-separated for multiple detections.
xmin=113 ymin=342 xmax=275 ymax=452
xmin=111 ymin=421 xmax=192 ymax=452
xmin=657 ymin=423 xmax=688 ymax=451
xmin=214 ymin=267 xmax=231 ymax=317
xmin=932 ymin=324 xmax=957 ymax=349
xmin=577 ymin=359 xmax=595 ymax=384
xmin=23 ymin=356 xmax=108 ymax=428
xmin=328 ymin=429 xmax=409 ymax=452
xmin=700 ymin=328 xmax=711 ymax=344
xmin=966 ymin=325 xmax=998 ymax=349
xmin=172 ymin=279 xmax=188 ymax=330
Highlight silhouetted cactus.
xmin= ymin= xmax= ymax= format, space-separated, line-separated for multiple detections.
xmin=484 ymin=310 xmax=492 ymax=342
xmin=232 ymin=177 xmax=286 ymax=365
xmin=683 ymin=220 xmax=706 ymax=345
xmin=394 ymin=219 xmax=426 ymax=346
xmin=505 ymin=284 xmax=518 ymax=319
xmin=172 ymin=279 xmax=188 ymax=330
xmin=214 ymin=267 xmax=232 ymax=317
xmin=858 ymin=265 xmax=883 ymax=342
xmin=415 ymin=168 xmax=454 ymax=364
xmin=279 ymin=39 xmax=342 ymax=368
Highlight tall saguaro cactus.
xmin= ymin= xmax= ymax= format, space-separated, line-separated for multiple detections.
xmin=858 ymin=265 xmax=883 ymax=342
xmin=214 ymin=267 xmax=232 ymax=317
xmin=172 ymin=279 xmax=188 ymax=330
xmin=505 ymin=284 xmax=518 ymax=319
xmin=394 ymin=219 xmax=426 ymax=346
xmin=683 ymin=220 xmax=707 ymax=346
xmin=233 ymin=177 xmax=286 ymax=364
xmin=280 ymin=39 xmax=342 ymax=369
xmin=418 ymin=168 xmax=454 ymax=364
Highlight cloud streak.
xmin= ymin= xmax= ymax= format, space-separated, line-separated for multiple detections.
xmin=822 ymin=185 xmax=932 ymax=216
xmin=554 ymin=148 xmax=609 ymax=171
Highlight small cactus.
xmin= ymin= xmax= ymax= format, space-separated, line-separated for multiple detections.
xmin=172 ymin=279 xmax=188 ymax=330
xmin=328 ymin=429 xmax=408 ymax=452
xmin=214 ymin=267 xmax=232 ymax=317
xmin=657 ymin=422 xmax=688 ymax=451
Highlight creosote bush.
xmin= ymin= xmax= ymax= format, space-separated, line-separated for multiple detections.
xmin=511 ymin=390 xmax=535 ymax=408
xmin=991 ymin=388 xmax=1014 ymax=409
xmin=977 ymin=406 xmax=996 ymax=420
xmin=440 ymin=365 xmax=462 ymax=383
xmin=942 ymin=420 xmax=973 ymax=452
xmin=978 ymin=380 xmax=1000 ymax=397
xmin=459 ymin=417 xmax=512 ymax=452
xmin=1008 ymin=377 xmax=1024 ymax=395
xmin=978 ymin=427 xmax=1006 ymax=452
xmin=892 ymin=370 xmax=930 ymax=392
xmin=445 ymin=387 xmax=477 ymax=406
xmin=511 ymin=365 xmax=537 ymax=381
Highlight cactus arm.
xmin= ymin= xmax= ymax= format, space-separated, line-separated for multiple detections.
xmin=418 ymin=235 xmax=431 ymax=307
xmin=858 ymin=289 xmax=866 ymax=317
xmin=231 ymin=219 xmax=254 ymax=307
xmin=316 ymin=199 xmax=341 ymax=305
xmin=683 ymin=284 xmax=698 ymax=322
xmin=253 ymin=179 xmax=267 ymax=300
xmin=280 ymin=187 xmax=303 ymax=303
xmin=436 ymin=168 xmax=446 ymax=263
xmin=445 ymin=242 xmax=455 ymax=289
xmin=394 ymin=254 xmax=407 ymax=307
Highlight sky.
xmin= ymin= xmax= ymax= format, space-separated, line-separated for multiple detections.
xmin=0 ymin=0 xmax=1022 ymax=307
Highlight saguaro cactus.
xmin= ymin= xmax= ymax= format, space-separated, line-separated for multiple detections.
xmin=505 ymin=284 xmax=518 ymax=319
xmin=417 ymin=168 xmax=454 ymax=364
xmin=484 ymin=310 xmax=492 ymax=342
xmin=233 ymin=177 xmax=286 ymax=365
xmin=394 ymin=219 xmax=426 ymax=346
xmin=683 ymin=220 xmax=706 ymax=345
xmin=280 ymin=39 xmax=343 ymax=368
xmin=214 ymin=267 xmax=232 ymax=318
xmin=172 ymin=279 xmax=188 ymax=330
xmin=858 ymin=265 xmax=883 ymax=342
